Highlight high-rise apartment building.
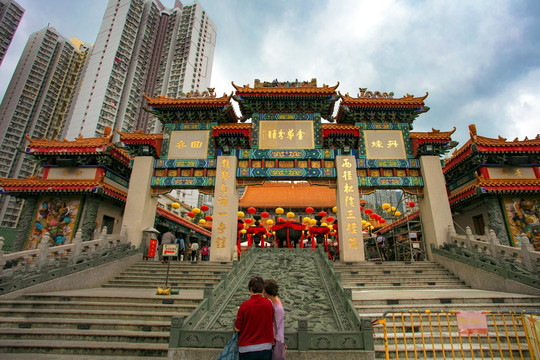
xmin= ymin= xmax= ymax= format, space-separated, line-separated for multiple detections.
xmin=0 ymin=27 xmax=91 ymax=227
xmin=0 ymin=0 xmax=24 ymax=66
xmin=66 ymin=0 xmax=217 ymax=139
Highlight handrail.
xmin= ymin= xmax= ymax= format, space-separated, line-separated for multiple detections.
xmin=1 ymin=225 xmax=128 ymax=275
xmin=446 ymin=225 xmax=539 ymax=273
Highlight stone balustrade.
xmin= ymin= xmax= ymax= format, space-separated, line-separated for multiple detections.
xmin=446 ymin=225 xmax=539 ymax=274
xmin=0 ymin=225 xmax=138 ymax=295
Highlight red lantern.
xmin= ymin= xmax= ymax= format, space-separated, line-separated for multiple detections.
xmin=318 ymin=211 xmax=327 ymax=218
xmin=261 ymin=211 xmax=269 ymax=218
xmin=277 ymin=218 xmax=285 ymax=223
xmin=205 ymin=215 xmax=212 ymax=221
xmin=330 ymin=232 xmax=335 ymax=236
xmin=370 ymin=213 xmax=377 ymax=219
xmin=187 ymin=212 xmax=195 ymax=218
xmin=305 ymin=207 xmax=314 ymax=214
xmin=364 ymin=208 xmax=373 ymax=215
xmin=380 ymin=219 xmax=386 ymax=224
xmin=201 ymin=205 xmax=209 ymax=212
xmin=408 ymin=201 xmax=415 ymax=207
xmin=247 ymin=207 xmax=257 ymax=214
xmin=360 ymin=206 xmax=364 ymax=212
xmin=326 ymin=216 xmax=334 ymax=223
xmin=244 ymin=218 xmax=252 ymax=224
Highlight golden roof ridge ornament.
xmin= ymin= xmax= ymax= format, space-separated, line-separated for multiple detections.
xmin=358 ymin=88 xmax=394 ymax=98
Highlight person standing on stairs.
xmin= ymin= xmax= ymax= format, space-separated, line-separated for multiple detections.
xmin=235 ymin=277 xmax=274 ymax=360
xmin=263 ymin=279 xmax=286 ymax=360
xmin=190 ymin=241 xmax=199 ymax=261
xmin=175 ymin=234 xmax=185 ymax=261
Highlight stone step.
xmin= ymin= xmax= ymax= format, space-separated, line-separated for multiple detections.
xmin=104 ymin=277 xmax=220 ymax=287
xmin=356 ymin=303 xmax=540 ymax=317
xmin=0 ymin=354 xmax=166 ymax=360
xmin=372 ymin=328 xmax=529 ymax=340
xmin=0 ymin=308 xmax=183 ymax=322
xmin=340 ymin=272 xmax=455 ymax=278
xmin=343 ymin=280 xmax=466 ymax=286
xmin=130 ymin=262 xmax=231 ymax=269
xmin=101 ymin=282 xmax=214 ymax=289
xmin=114 ymin=273 xmax=224 ymax=280
xmin=354 ymin=297 xmax=540 ymax=306
xmin=333 ymin=261 xmax=444 ymax=268
xmin=0 ymin=328 xmax=169 ymax=343
xmin=0 ymin=317 xmax=170 ymax=332
xmin=0 ymin=339 xmax=168 ymax=357
xmin=0 ymin=299 xmax=197 ymax=313
xmin=345 ymin=284 xmax=470 ymax=290
xmin=21 ymin=293 xmax=202 ymax=305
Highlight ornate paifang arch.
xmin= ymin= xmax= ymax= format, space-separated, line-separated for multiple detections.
xmin=120 ymin=80 xmax=457 ymax=261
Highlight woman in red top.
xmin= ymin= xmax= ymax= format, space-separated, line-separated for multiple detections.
xmin=235 ymin=277 xmax=274 ymax=360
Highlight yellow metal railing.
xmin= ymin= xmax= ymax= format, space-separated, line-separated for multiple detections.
xmin=375 ymin=310 xmax=540 ymax=360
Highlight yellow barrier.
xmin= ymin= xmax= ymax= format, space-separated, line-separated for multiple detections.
xmin=375 ymin=310 xmax=539 ymax=360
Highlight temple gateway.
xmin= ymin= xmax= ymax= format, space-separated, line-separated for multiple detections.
xmin=114 ymin=79 xmax=456 ymax=262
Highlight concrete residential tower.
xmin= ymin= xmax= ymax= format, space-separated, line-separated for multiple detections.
xmin=65 ymin=0 xmax=216 ymax=139
xmin=0 ymin=27 xmax=91 ymax=227
xmin=0 ymin=0 xmax=24 ymax=65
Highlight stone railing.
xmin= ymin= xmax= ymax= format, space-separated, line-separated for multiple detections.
xmin=0 ymin=226 xmax=140 ymax=295
xmin=169 ymin=247 xmax=374 ymax=354
xmin=436 ymin=225 xmax=540 ymax=289
xmin=447 ymin=226 xmax=539 ymax=273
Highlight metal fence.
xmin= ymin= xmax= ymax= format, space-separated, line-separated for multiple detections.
xmin=375 ymin=310 xmax=540 ymax=360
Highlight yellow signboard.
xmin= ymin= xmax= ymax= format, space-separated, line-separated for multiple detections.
xmin=488 ymin=167 xmax=535 ymax=179
xmin=167 ymin=130 xmax=209 ymax=159
xmin=364 ymin=130 xmax=406 ymax=159
xmin=259 ymin=121 xmax=314 ymax=149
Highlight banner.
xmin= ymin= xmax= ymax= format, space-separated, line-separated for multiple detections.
xmin=456 ymin=312 xmax=488 ymax=336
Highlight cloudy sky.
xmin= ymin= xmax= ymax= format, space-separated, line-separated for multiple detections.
xmin=1 ymin=0 xmax=539 ymax=150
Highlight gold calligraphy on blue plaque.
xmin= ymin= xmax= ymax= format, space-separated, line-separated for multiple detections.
xmin=259 ymin=121 xmax=314 ymax=149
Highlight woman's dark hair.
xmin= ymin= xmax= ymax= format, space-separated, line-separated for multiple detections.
xmin=248 ymin=276 xmax=264 ymax=293
xmin=264 ymin=279 xmax=279 ymax=296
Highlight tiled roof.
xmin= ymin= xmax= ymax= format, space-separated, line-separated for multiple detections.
xmin=212 ymin=123 xmax=252 ymax=131
xmin=444 ymin=124 xmax=540 ymax=172
xmin=156 ymin=207 xmax=211 ymax=237
xmin=410 ymin=127 xmax=456 ymax=140
xmin=25 ymin=132 xmax=131 ymax=167
xmin=117 ymin=129 xmax=163 ymax=141
xmin=239 ymin=182 xmax=336 ymax=208
xmin=340 ymin=92 xmax=428 ymax=106
xmin=26 ymin=135 xmax=112 ymax=148
xmin=448 ymin=175 xmax=540 ymax=205
xmin=232 ymin=82 xmax=339 ymax=96
xmin=321 ymin=124 xmax=361 ymax=132
xmin=143 ymin=93 xmax=232 ymax=107
xmin=0 ymin=176 xmax=127 ymax=202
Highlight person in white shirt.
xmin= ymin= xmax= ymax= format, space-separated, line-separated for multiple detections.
xmin=190 ymin=241 xmax=199 ymax=261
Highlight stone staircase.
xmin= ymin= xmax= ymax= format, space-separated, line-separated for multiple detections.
xmin=333 ymin=261 xmax=540 ymax=359
xmin=0 ymin=260 xmax=232 ymax=359
xmin=0 ymin=257 xmax=538 ymax=359
xmin=335 ymin=260 xmax=469 ymax=291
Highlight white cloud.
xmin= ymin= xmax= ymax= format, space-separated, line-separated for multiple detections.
xmin=455 ymin=68 xmax=540 ymax=142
